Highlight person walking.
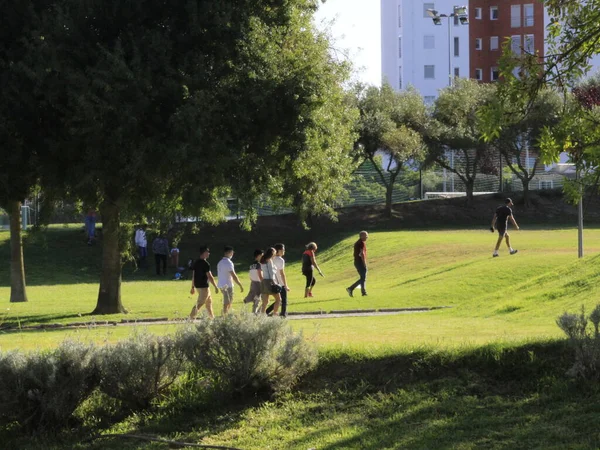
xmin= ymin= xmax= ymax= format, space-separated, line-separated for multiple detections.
xmin=216 ymin=246 xmax=244 ymax=315
xmin=266 ymin=243 xmax=290 ymax=317
xmin=346 ymin=231 xmax=369 ymax=297
xmin=259 ymin=248 xmax=282 ymax=315
xmin=243 ymin=249 xmax=264 ymax=314
xmin=135 ymin=224 xmax=148 ymax=268
xmin=152 ymin=233 xmax=170 ymax=275
xmin=189 ymin=246 xmax=219 ymax=319
xmin=491 ymin=198 xmax=520 ymax=257
xmin=302 ymin=242 xmax=323 ymax=298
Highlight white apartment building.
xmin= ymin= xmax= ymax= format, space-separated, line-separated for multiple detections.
xmin=381 ymin=0 xmax=470 ymax=101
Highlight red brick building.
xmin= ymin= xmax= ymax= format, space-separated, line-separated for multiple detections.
xmin=469 ymin=1 xmax=545 ymax=82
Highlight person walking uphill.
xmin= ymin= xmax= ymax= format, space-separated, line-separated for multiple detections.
xmin=302 ymin=242 xmax=324 ymax=298
xmin=190 ymin=246 xmax=219 ymax=320
xmin=152 ymin=233 xmax=170 ymax=275
xmin=346 ymin=231 xmax=369 ymax=297
xmin=216 ymin=246 xmax=244 ymax=315
xmin=491 ymin=198 xmax=520 ymax=257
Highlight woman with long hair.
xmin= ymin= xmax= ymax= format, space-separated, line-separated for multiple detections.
xmin=259 ymin=247 xmax=282 ymax=315
xmin=302 ymin=242 xmax=324 ymax=298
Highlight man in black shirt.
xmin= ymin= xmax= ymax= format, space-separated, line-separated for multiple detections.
xmin=189 ymin=246 xmax=219 ymax=319
xmin=491 ymin=198 xmax=520 ymax=257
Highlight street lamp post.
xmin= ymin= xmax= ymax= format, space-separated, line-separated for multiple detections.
xmin=426 ymin=6 xmax=469 ymax=87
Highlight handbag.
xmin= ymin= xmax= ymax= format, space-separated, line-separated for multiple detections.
xmin=266 ymin=262 xmax=282 ymax=294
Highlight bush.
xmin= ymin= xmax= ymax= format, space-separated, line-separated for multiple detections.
xmin=0 ymin=341 xmax=98 ymax=432
xmin=557 ymin=304 xmax=600 ymax=380
xmin=97 ymin=332 xmax=186 ymax=411
xmin=178 ymin=314 xmax=317 ymax=396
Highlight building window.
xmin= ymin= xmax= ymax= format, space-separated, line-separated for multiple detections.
xmin=490 ymin=6 xmax=498 ymax=20
xmin=424 ymin=3 xmax=435 ymax=18
xmin=475 ymin=38 xmax=482 ymax=50
xmin=524 ymin=34 xmax=535 ymax=54
xmin=424 ymin=35 xmax=435 ymax=49
xmin=540 ymin=180 xmax=553 ymax=189
xmin=398 ymin=4 xmax=402 ymax=27
xmin=475 ymin=68 xmax=483 ymax=81
xmin=490 ymin=36 xmax=499 ymax=50
xmin=399 ymin=66 xmax=402 ymax=89
xmin=512 ymin=66 xmax=521 ymax=78
xmin=511 ymin=5 xmax=521 ymax=27
xmin=475 ymin=7 xmax=482 ymax=19
xmin=511 ymin=35 xmax=522 ymax=55
xmin=398 ymin=37 xmax=402 ymax=58
xmin=454 ymin=37 xmax=459 ymax=56
xmin=454 ymin=67 xmax=460 ymax=77
xmin=424 ymin=96 xmax=436 ymax=105
xmin=524 ymin=4 xmax=534 ymax=26
xmin=424 ymin=65 xmax=435 ymax=79
xmin=491 ymin=67 xmax=499 ymax=81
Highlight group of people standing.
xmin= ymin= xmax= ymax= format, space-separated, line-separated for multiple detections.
xmin=188 ymin=231 xmax=370 ymax=320
xmin=134 ymin=224 xmax=180 ymax=275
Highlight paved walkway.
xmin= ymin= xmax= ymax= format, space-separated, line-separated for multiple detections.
xmin=3 ymin=307 xmax=451 ymax=332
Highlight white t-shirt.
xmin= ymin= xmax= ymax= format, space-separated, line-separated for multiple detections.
xmin=261 ymin=261 xmax=277 ymax=281
xmin=217 ymin=257 xmax=235 ymax=288
xmin=273 ymin=256 xmax=285 ymax=285
xmin=249 ymin=261 xmax=261 ymax=282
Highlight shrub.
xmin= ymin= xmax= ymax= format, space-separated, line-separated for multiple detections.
xmin=0 ymin=341 xmax=98 ymax=432
xmin=97 ymin=332 xmax=186 ymax=411
xmin=557 ymin=305 xmax=600 ymax=380
xmin=177 ymin=314 xmax=317 ymax=396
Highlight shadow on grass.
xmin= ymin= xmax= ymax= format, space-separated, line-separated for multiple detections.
xmin=0 ymin=313 xmax=93 ymax=330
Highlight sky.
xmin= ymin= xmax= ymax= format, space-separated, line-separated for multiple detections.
xmin=313 ymin=0 xmax=382 ymax=86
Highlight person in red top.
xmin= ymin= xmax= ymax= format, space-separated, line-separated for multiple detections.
xmin=346 ymin=231 xmax=369 ymax=297
xmin=302 ymin=242 xmax=324 ymax=298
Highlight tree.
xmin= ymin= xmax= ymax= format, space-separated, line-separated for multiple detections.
xmin=425 ymin=78 xmax=496 ymax=203
xmin=353 ymin=83 xmax=426 ymax=217
xmin=41 ymin=0 xmax=355 ymax=313
xmin=491 ymin=89 xmax=563 ymax=205
xmin=0 ymin=1 xmax=58 ymax=303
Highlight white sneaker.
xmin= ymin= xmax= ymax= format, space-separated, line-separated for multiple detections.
xmin=510 ymin=249 xmax=518 ymax=255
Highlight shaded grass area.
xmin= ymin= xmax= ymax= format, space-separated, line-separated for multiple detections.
xmin=5 ymin=340 xmax=600 ymax=449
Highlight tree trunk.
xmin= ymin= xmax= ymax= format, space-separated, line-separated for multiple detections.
xmin=465 ymin=182 xmax=475 ymax=203
xmin=522 ymin=178 xmax=530 ymax=207
xmin=9 ymin=200 xmax=28 ymax=303
xmin=384 ymin=184 xmax=393 ymax=218
xmin=92 ymin=201 xmax=126 ymax=314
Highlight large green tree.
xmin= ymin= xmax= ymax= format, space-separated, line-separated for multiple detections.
xmin=353 ymin=83 xmax=426 ymax=217
xmin=425 ymin=79 xmax=496 ymax=203
xmin=0 ymin=0 xmax=58 ymax=303
xmin=40 ymin=0 xmax=355 ymax=313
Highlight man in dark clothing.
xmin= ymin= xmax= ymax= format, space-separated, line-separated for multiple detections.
xmin=346 ymin=231 xmax=369 ymax=297
xmin=189 ymin=246 xmax=219 ymax=319
xmin=491 ymin=198 xmax=520 ymax=257
xmin=152 ymin=234 xmax=169 ymax=275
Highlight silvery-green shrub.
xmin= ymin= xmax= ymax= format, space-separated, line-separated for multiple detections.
xmin=97 ymin=332 xmax=185 ymax=410
xmin=0 ymin=340 xmax=98 ymax=432
xmin=177 ymin=314 xmax=317 ymax=395
xmin=557 ymin=305 xmax=600 ymax=380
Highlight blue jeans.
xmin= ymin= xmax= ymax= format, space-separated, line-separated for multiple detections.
xmin=349 ymin=262 xmax=367 ymax=294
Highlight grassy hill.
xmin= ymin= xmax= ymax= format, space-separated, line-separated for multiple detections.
xmin=3 ymin=196 xmax=600 ymax=449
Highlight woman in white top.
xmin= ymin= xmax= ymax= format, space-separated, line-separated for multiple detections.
xmin=259 ymin=247 xmax=282 ymax=315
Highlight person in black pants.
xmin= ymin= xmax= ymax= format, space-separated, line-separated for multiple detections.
xmin=152 ymin=234 xmax=169 ymax=275
xmin=266 ymin=243 xmax=290 ymax=317
xmin=302 ymin=242 xmax=323 ymax=298
xmin=346 ymin=231 xmax=369 ymax=297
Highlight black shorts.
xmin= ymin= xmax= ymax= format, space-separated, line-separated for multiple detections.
xmin=497 ymin=228 xmax=507 ymax=236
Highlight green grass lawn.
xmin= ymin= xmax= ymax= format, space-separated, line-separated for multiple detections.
xmin=1 ymin=226 xmax=599 ymax=351
xmin=3 ymin=223 xmax=600 ymax=449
